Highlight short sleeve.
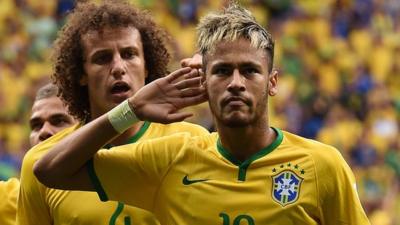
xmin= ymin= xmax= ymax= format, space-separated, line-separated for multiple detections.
xmin=16 ymin=151 xmax=52 ymax=225
xmin=16 ymin=124 xmax=79 ymax=225
xmin=88 ymin=133 xmax=190 ymax=211
xmin=317 ymin=147 xmax=371 ymax=225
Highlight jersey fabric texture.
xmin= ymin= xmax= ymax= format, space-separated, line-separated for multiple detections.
xmin=17 ymin=121 xmax=208 ymax=225
xmin=90 ymin=128 xmax=371 ymax=225
xmin=0 ymin=178 xmax=19 ymax=225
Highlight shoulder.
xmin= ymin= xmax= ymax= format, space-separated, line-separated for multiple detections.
xmin=21 ymin=124 xmax=81 ymax=185
xmin=151 ymin=122 xmax=209 ymax=136
xmin=0 ymin=178 xmax=19 ymax=205
xmin=281 ymin=130 xmax=344 ymax=166
xmin=189 ymin=132 xmax=218 ymax=149
xmin=0 ymin=178 xmax=19 ymax=194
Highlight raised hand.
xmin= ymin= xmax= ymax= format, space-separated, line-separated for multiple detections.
xmin=129 ymin=67 xmax=207 ymax=124
xmin=180 ymin=53 xmax=202 ymax=70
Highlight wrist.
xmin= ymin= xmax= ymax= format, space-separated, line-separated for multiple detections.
xmin=107 ymin=99 xmax=140 ymax=133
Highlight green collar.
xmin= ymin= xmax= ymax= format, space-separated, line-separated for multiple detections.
xmin=104 ymin=121 xmax=151 ymax=149
xmin=216 ymin=127 xmax=283 ymax=181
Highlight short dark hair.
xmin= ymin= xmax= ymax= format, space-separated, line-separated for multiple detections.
xmin=35 ymin=83 xmax=58 ymax=102
xmin=52 ymin=0 xmax=171 ymax=122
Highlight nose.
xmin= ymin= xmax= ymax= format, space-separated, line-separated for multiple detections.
xmin=110 ymin=54 xmax=126 ymax=78
xmin=38 ymin=122 xmax=55 ymax=142
xmin=227 ymin=69 xmax=246 ymax=93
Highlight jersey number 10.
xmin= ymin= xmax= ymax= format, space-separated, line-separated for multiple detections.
xmin=219 ymin=212 xmax=255 ymax=225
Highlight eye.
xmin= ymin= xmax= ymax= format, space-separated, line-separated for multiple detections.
xmin=121 ymin=49 xmax=136 ymax=59
xmin=30 ymin=121 xmax=43 ymax=131
xmin=212 ymin=67 xmax=231 ymax=76
xmin=50 ymin=116 xmax=71 ymax=127
xmin=92 ymin=52 xmax=112 ymax=65
xmin=241 ymin=67 xmax=259 ymax=75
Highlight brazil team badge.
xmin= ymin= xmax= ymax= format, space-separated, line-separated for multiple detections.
xmin=272 ymin=170 xmax=303 ymax=206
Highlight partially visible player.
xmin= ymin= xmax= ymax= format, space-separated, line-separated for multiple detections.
xmin=0 ymin=83 xmax=76 ymax=225
xmin=0 ymin=178 xmax=19 ymax=225
xmin=35 ymin=3 xmax=371 ymax=225
xmin=29 ymin=83 xmax=77 ymax=146
xmin=16 ymin=1 xmax=208 ymax=225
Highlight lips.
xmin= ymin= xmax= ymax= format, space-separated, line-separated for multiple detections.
xmin=222 ymin=96 xmax=250 ymax=107
xmin=110 ymin=81 xmax=131 ymax=94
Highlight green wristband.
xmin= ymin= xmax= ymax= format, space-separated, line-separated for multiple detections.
xmin=107 ymin=100 xmax=139 ymax=133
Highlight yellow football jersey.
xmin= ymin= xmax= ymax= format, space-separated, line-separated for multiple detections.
xmin=91 ymin=128 xmax=370 ymax=225
xmin=17 ymin=121 xmax=208 ymax=225
xmin=0 ymin=178 xmax=19 ymax=225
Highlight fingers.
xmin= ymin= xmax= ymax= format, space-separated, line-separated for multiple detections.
xmin=174 ymin=76 xmax=202 ymax=89
xmin=180 ymin=86 xmax=205 ymax=97
xmin=180 ymin=53 xmax=202 ymax=69
xmin=183 ymin=69 xmax=201 ymax=79
xmin=179 ymin=93 xmax=208 ymax=108
xmin=166 ymin=67 xmax=192 ymax=82
xmin=180 ymin=58 xmax=191 ymax=67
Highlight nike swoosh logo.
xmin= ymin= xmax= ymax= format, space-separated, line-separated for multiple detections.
xmin=182 ymin=175 xmax=208 ymax=185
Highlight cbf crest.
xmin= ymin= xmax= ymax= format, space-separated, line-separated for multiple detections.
xmin=271 ymin=168 xmax=303 ymax=206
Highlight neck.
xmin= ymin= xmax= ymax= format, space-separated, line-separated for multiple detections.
xmin=216 ymin=118 xmax=276 ymax=162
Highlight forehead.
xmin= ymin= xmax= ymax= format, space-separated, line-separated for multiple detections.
xmin=81 ymin=26 xmax=142 ymax=53
xmin=31 ymin=97 xmax=68 ymax=119
xmin=206 ymin=39 xmax=269 ymax=68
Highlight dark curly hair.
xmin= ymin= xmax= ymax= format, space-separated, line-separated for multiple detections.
xmin=52 ymin=0 xmax=171 ymax=122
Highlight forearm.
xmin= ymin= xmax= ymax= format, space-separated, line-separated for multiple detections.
xmin=34 ymin=114 xmax=121 ymax=189
xmin=34 ymin=67 xmax=205 ymax=190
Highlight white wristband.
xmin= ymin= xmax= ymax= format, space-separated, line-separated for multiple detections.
xmin=107 ymin=100 xmax=140 ymax=133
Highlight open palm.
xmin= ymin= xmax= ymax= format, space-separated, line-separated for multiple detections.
xmin=130 ymin=67 xmax=207 ymax=123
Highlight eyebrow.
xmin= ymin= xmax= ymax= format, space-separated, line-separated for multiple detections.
xmin=29 ymin=113 xmax=71 ymax=125
xmin=90 ymin=46 xmax=139 ymax=56
xmin=211 ymin=61 xmax=263 ymax=69
xmin=29 ymin=118 xmax=42 ymax=127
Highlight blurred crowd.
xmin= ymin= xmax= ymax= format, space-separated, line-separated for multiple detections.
xmin=0 ymin=0 xmax=399 ymax=224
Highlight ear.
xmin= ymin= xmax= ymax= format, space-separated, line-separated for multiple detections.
xmin=79 ymin=74 xmax=88 ymax=86
xmin=268 ymin=69 xmax=278 ymax=96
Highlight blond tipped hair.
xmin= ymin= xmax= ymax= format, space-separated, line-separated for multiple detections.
xmin=197 ymin=3 xmax=274 ymax=72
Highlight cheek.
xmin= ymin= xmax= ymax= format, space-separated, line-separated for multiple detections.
xmin=29 ymin=132 xmax=38 ymax=145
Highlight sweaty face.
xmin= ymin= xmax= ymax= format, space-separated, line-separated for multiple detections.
xmin=29 ymin=97 xmax=76 ymax=146
xmin=81 ymin=26 xmax=147 ymax=119
xmin=205 ymin=38 xmax=277 ymax=128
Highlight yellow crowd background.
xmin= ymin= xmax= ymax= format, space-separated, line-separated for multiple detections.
xmin=0 ymin=0 xmax=399 ymax=224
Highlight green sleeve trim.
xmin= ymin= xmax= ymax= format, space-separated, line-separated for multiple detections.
xmin=217 ymin=127 xmax=283 ymax=181
xmin=109 ymin=202 xmax=124 ymax=225
xmin=87 ymin=158 xmax=109 ymax=201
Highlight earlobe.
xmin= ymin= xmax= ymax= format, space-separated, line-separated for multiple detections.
xmin=268 ymin=70 xmax=278 ymax=96
xmin=269 ymin=87 xmax=277 ymax=96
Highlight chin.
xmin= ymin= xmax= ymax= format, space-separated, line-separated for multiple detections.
xmin=221 ymin=116 xmax=252 ymax=128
